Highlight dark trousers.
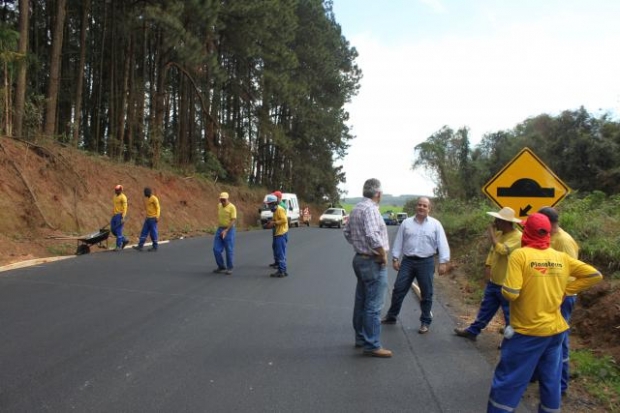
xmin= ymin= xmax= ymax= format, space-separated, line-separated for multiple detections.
xmin=385 ymin=256 xmax=435 ymax=326
xmin=273 ymin=233 xmax=288 ymax=273
xmin=110 ymin=213 xmax=125 ymax=248
xmin=138 ymin=218 xmax=158 ymax=248
xmin=466 ymin=281 xmax=510 ymax=336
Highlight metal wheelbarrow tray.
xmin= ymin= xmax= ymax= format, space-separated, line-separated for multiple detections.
xmin=48 ymin=228 xmax=111 ymax=255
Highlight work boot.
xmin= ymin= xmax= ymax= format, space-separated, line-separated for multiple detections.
xmin=121 ymin=240 xmax=129 ymax=249
xmin=363 ymin=348 xmax=392 ymax=358
xmin=132 ymin=245 xmax=143 ymax=251
xmin=454 ymin=328 xmax=477 ymax=341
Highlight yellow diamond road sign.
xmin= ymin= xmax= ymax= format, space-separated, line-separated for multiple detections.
xmin=483 ymin=147 xmax=571 ymax=218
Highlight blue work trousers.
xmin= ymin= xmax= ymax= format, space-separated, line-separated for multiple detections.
xmin=213 ymin=227 xmax=235 ymax=270
xmin=352 ymin=254 xmax=388 ymax=351
xmin=488 ymin=332 xmax=563 ymax=413
xmin=111 ymin=213 xmax=125 ymax=248
xmin=138 ymin=218 xmax=158 ymax=249
xmin=385 ymin=256 xmax=435 ymax=326
xmin=273 ymin=233 xmax=288 ymax=274
xmin=466 ymin=281 xmax=510 ymax=336
xmin=560 ymin=295 xmax=577 ymax=393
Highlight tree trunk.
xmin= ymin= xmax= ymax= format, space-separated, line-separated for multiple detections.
xmin=43 ymin=0 xmax=67 ymax=138
xmin=13 ymin=0 xmax=29 ymax=139
xmin=117 ymin=32 xmax=131 ymax=162
xmin=151 ymin=31 xmax=168 ymax=169
xmin=94 ymin=1 xmax=108 ymax=153
xmin=72 ymin=0 xmax=90 ymax=147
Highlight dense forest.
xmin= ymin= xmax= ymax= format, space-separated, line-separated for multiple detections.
xmin=0 ymin=0 xmax=360 ymax=203
xmin=413 ymin=107 xmax=620 ymax=199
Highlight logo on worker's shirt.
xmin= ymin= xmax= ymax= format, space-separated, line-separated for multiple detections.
xmin=530 ymin=260 xmax=563 ymax=275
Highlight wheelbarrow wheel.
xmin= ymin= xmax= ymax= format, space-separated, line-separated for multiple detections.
xmin=76 ymin=244 xmax=91 ymax=255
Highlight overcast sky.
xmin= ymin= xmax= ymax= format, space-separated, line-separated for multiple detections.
xmin=331 ymin=0 xmax=620 ymax=198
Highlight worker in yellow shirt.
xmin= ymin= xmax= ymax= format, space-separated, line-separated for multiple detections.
xmin=111 ymin=184 xmax=129 ymax=251
xmin=265 ymin=194 xmax=288 ymax=277
xmin=537 ymin=206 xmax=580 ymax=396
xmin=454 ymin=207 xmax=522 ymax=341
xmin=213 ymin=192 xmax=237 ymax=275
xmin=133 ymin=187 xmax=160 ymax=252
xmin=487 ymin=213 xmax=603 ymax=413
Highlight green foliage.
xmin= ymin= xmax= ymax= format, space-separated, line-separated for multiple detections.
xmin=559 ymin=193 xmax=620 ymax=272
xmin=413 ymin=108 xmax=620 ymax=200
xmin=571 ymin=349 xmax=620 ymax=410
xmin=433 ymin=195 xmax=620 ymax=295
xmin=7 ymin=0 xmax=360 ymax=207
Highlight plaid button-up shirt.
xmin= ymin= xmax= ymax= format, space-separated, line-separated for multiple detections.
xmin=343 ymin=198 xmax=389 ymax=255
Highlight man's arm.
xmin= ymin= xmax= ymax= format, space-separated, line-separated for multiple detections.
xmin=502 ymin=251 xmax=524 ymax=301
xmin=565 ymin=257 xmax=603 ymax=295
xmin=436 ymin=222 xmax=450 ymax=275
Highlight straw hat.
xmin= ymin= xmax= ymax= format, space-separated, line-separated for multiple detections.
xmin=486 ymin=207 xmax=522 ymax=223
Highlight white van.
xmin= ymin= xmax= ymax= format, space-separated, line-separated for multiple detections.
xmin=260 ymin=193 xmax=300 ymax=228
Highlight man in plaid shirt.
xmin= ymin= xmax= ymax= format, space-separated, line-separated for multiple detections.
xmin=343 ymin=178 xmax=392 ymax=358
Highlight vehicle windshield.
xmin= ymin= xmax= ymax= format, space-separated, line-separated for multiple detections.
xmin=324 ymin=209 xmax=340 ymax=215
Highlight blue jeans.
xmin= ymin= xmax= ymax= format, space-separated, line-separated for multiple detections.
xmin=560 ymin=295 xmax=576 ymax=393
xmin=110 ymin=213 xmax=125 ymax=248
xmin=385 ymin=256 xmax=435 ymax=326
xmin=138 ymin=218 xmax=158 ymax=249
xmin=274 ymin=233 xmax=288 ymax=273
xmin=352 ymin=254 xmax=388 ymax=351
xmin=488 ymin=332 xmax=563 ymax=413
xmin=213 ymin=227 xmax=235 ymax=270
xmin=466 ymin=281 xmax=510 ymax=336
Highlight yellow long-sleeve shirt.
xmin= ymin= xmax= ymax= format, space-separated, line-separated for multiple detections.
xmin=552 ymin=228 xmax=579 ymax=258
xmin=485 ymin=229 xmax=522 ymax=285
xmin=145 ymin=195 xmax=160 ymax=219
xmin=272 ymin=205 xmax=288 ymax=236
xmin=502 ymin=247 xmax=602 ymax=336
xmin=113 ymin=193 xmax=127 ymax=218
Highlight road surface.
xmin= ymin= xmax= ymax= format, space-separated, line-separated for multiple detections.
xmin=0 ymin=226 xmax=532 ymax=412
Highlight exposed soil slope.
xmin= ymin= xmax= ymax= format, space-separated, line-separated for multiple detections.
xmin=0 ymin=136 xmax=270 ymax=265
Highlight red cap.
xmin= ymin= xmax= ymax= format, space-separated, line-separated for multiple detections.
xmin=524 ymin=213 xmax=551 ymax=234
xmin=114 ymin=185 xmax=123 ymax=191
xmin=273 ymin=190 xmax=282 ymax=199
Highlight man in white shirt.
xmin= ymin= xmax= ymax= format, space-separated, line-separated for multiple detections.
xmin=382 ymin=197 xmax=450 ymax=334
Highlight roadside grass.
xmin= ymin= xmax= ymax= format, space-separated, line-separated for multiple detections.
xmin=571 ymin=349 xmax=620 ymax=411
xmin=46 ymin=243 xmax=75 ymax=256
xmin=434 ymin=193 xmax=620 ymax=289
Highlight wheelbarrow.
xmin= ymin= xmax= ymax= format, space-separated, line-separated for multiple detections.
xmin=48 ymin=227 xmax=111 ymax=255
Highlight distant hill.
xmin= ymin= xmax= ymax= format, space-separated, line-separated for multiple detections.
xmin=342 ymin=194 xmax=419 ymax=207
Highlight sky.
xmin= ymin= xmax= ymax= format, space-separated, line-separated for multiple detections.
xmin=331 ymin=0 xmax=620 ymax=198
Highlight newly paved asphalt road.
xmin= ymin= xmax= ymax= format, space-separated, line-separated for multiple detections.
xmin=0 ymin=226 xmax=533 ymax=412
